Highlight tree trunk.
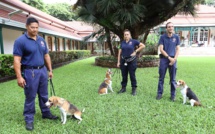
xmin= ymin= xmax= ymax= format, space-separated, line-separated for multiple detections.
xmin=143 ymin=30 xmax=150 ymax=44
xmin=105 ymin=28 xmax=115 ymax=56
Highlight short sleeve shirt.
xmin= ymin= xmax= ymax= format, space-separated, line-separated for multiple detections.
xmin=13 ymin=32 xmax=48 ymax=66
xmin=158 ymin=33 xmax=180 ymax=57
xmin=120 ymin=39 xmax=140 ymax=57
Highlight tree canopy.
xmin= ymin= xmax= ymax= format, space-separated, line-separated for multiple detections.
xmin=46 ymin=3 xmax=75 ymax=21
xmin=21 ymin=0 xmax=47 ymax=12
xmin=21 ymin=0 xmax=76 ymax=21
xmin=74 ymin=0 xmax=203 ymax=40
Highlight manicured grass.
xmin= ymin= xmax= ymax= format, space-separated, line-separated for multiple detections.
xmin=0 ymin=56 xmax=215 ymax=133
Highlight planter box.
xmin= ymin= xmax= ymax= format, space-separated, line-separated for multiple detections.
xmin=95 ymin=57 xmax=159 ymax=68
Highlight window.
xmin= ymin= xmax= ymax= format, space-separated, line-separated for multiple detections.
xmin=48 ymin=37 xmax=52 ymax=51
xmin=191 ymin=28 xmax=198 ymax=42
xmin=67 ymin=40 xmax=71 ymax=50
xmin=192 ymin=28 xmax=208 ymax=42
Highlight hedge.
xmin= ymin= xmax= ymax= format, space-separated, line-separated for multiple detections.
xmin=0 ymin=54 xmax=14 ymax=77
xmin=95 ymin=55 xmax=159 ymax=68
xmin=0 ymin=50 xmax=91 ymax=78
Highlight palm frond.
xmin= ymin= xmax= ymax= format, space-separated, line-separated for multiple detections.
xmin=178 ymin=0 xmax=202 ymax=16
xmin=83 ymin=28 xmax=104 ymax=41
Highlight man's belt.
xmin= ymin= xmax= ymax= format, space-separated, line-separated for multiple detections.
xmin=21 ymin=65 xmax=44 ymax=70
xmin=159 ymin=54 xmax=174 ymax=58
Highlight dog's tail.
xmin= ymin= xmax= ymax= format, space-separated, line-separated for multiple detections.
xmin=82 ymin=108 xmax=85 ymax=112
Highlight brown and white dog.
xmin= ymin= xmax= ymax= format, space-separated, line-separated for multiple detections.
xmin=45 ymin=96 xmax=84 ymax=124
xmin=98 ymin=69 xmax=113 ymax=94
xmin=176 ymin=80 xmax=201 ymax=106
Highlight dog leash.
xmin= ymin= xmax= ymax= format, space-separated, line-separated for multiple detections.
xmin=112 ymin=68 xmax=119 ymax=77
xmin=49 ymin=79 xmax=56 ymax=96
xmin=112 ymin=68 xmax=121 ymax=89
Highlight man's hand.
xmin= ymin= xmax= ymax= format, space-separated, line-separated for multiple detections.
xmin=17 ymin=77 xmax=26 ymax=88
xmin=117 ymin=62 xmax=120 ymax=68
xmin=169 ymin=57 xmax=176 ymax=66
xmin=48 ymin=71 xmax=53 ymax=79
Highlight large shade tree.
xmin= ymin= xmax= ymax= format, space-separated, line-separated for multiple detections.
xmin=21 ymin=0 xmax=47 ymax=12
xmin=46 ymin=3 xmax=76 ymax=21
xmin=21 ymin=0 xmax=76 ymax=21
xmin=74 ymin=0 xmax=203 ymax=56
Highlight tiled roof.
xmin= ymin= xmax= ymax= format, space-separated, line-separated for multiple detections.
xmin=66 ymin=21 xmax=94 ymax=37
xmin=161 ymin=5 xmax=215 ymax=27
xmin=66 ymin=21 xmax=94 ymax=32
xmin=0 ymin=0 xmax=92 ymax=40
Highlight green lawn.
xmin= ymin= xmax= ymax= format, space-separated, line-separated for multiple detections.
xmin=0 ymin=56 xmax=215 ymax=134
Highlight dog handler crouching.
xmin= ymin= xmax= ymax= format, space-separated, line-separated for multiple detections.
xmin=117 ymin=29 xmax=145 ymax=96
xmin=13 ymin=17 xmax=58 ymax=131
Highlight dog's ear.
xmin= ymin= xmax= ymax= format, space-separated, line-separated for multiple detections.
xmin=181 ymin=81 xmax=185 ymax=86
xmin=52 ymin=98 xmax=58 ymax=107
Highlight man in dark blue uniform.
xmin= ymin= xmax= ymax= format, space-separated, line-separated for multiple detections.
xmin=13 ymin=17 xmax=58 ymax=131
xmin=117 ymin=29 xmax=145 ymax=96
xmin=156 ymin=22 xmax=180 ymax=101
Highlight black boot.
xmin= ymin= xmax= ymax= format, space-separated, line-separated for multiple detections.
xmin=118 ymin=87 xmax=126 ymax=93
xmin=132 ymin=87 xmax=137 ymax=96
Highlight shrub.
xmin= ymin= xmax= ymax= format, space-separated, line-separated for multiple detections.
xmin=0 ymin=50 xmax=91 ymax=79
xmin=0 ymin=54 xmax=14 ymax=77
xmin=139 ymin=55 xmax=159 ymax=61
xmin=66 ymin=50 xmax=91 ymax=59
xmin=49 ymin=50 xmax=91 ymax=65
xmin=95 ymin=55 xmax=159 ymax=68
xmin=139 ymin=33 xmax=159 ymax=55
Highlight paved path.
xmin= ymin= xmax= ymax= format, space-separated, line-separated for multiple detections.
xmin=179 ymin=47 xmax=215 ymax=56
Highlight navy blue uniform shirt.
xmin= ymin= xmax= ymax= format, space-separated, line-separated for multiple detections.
xmin=120 ymin=39 xmax=140 ymax=57
xmin=13 ymin=32 xmax=48 ymax=66
xmin=158 ymin=33 xmax=180 ymax=57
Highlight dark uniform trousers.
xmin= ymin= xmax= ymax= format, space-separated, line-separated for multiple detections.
xmin=120 ymin=59 xmax=137 ymax=88
xmin=22 ymin=66 xmax=51 ymax=123
xmin=157 ymin=58 xmax=177 ymax=97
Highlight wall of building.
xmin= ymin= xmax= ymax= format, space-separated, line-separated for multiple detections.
xmin=209 ymin=28 xmax=215 ymax=47
xmin=3 ymin=28 xmax=23 ymax=54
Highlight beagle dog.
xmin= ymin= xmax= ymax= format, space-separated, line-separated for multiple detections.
xmin=98 ymin=69 xmax=113 ymax=94
xmin=176 ymin=80 xmax=201 ymax=106
xmin=45 ymin=96 xmax=84 ymax=124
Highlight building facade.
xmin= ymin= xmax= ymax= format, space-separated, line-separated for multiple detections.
xmin=0 ymin=0 xmax=94 ymax=54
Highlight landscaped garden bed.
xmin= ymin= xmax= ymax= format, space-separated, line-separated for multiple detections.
xmin=95 ymin=55 xmax=159 ymax=68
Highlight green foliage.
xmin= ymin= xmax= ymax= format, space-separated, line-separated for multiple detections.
xmin=75 ymin=0 xmax=201 ymax=39
xmin=0 ymin=54 xmax=14 ymax=77
xmin=49 ymin=50 xmax=90 ymax=64
xmin=67 ymin=50 xmax=91 ymax=58
xmin=178 ymin=0 xmax=202 ymax=16
xmin=21 ymin=0 xmax=47 ymax=12
xmin=203 ymin=0 xmax=214 ymax=5
xmin=46 ymin=3 xmax=76 ymax=21
xmin=139 ymin=55 xmax=158 ymax=61
xmin=0 ymin=50 xmax=90 ymax=78
xmin=21 ymin=0 xmax=76 ymax=21
xmin=1 ymin=57 xmax=215 ymax=133
xmin=144 ymin=33 xmax=159 ymax=54
xmin=96 ymin=56 xmax=118 ymax=62
xmin=96 ymin=55 xmax=158 ymax=62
